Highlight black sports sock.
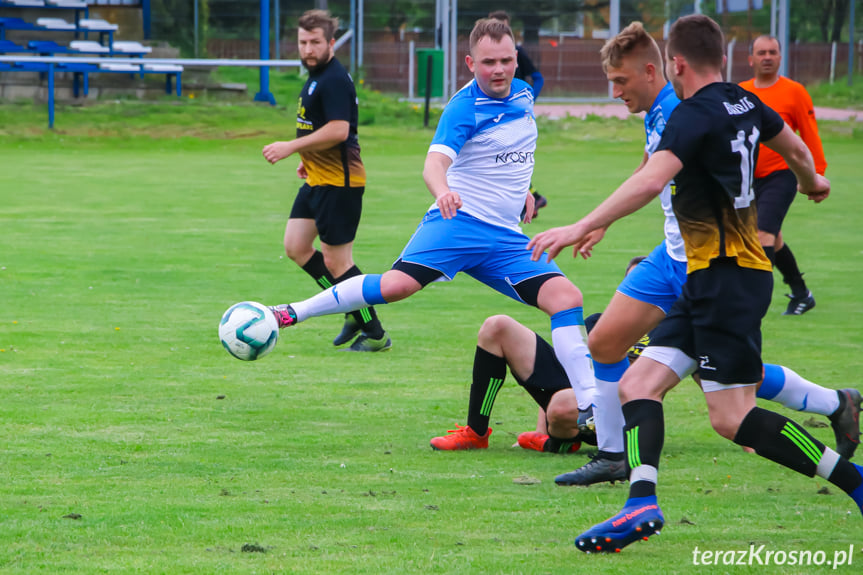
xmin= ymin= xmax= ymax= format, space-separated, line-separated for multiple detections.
xmin=301 ymin=250 xmax=338 ymax=290
xmin=762 ymin=245 xmax=775 ymax=265
xmin=596 ymin=450 xmax=626 ymax=461
xmin=466 ymin=346 xmax=507 ymax=436
xmin=544 ymin=434 xmax=581 ymax=453
xmin=774 ymin=243 xmax=808 ymax=296
xmin=334 ymin=265 xmax=384 ymax=339
xmin=734 ymin=407 xmax=862 ymax=494
xmin=622 ymin=399 xmax=665 ymax=499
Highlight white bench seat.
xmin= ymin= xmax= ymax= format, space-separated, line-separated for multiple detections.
xmin=99 ymin=62 xmax=139 ymax=72
xmin=45 ymin=0 xmax=87 ymax=6
xmin=36 ymin=17 xmax=76 ymax=30
xmin=111 ymin=41 xmax=152 ymax=54
xmin=79 ymin=19 xmax=118 ymax=31
xmin=142 ymin=64 xmax=183 ymax=73
xmin=70 ymin=40 xmax=109 ymax=53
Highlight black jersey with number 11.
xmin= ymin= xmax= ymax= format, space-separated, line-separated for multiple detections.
xmin=656 ymin=82 xmax=784 ymax=274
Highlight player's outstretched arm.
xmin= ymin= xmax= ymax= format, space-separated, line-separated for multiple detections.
xmin=262 ymin=120 xmax=350 ymax=165
xmin=528 ymin=150 xmax=681 ymax=261
xmin=423 ymin=151 xmax=462 ymax=219
xmin=763 ymin=124 xmax=830 ymax=203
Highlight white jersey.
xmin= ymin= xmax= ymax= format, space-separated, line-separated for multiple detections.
xmin=645 ymin=83 xmax=687 ymax=262
xmin=427 ymin=78 xmax=536 ymax=231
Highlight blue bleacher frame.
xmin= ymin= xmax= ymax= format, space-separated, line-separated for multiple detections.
xmin=0 ymin=37 xmax=167 ymax=100
xmin=0 ymin=1 xmax=89 ymax=30
xmin=1 ymin=54 xmax=301 ymax=129
xmin=0 ymin=16 xmax=114 ymax=47
xmin=0 ymin=53 xmax=182 ymax=127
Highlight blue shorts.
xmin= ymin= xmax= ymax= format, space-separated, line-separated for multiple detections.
xmin=395 ymin=210 xmax=563 ymax=304
xmin=616 ymin=240 xmax=687 ymax=314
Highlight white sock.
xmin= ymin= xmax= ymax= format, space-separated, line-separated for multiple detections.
xmin=593 ymin=359 xmax=628 ymax=453
xmin=550 ymin=308 xmax=596 ymax=411
xmin=770 ymin=366 xmax=840 ymax=416
xmin=291 ymin=275 xmax=385 ymax=322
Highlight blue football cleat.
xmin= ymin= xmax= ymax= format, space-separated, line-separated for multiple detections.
xmin=575 ymin=495 xmax=664 ymax=553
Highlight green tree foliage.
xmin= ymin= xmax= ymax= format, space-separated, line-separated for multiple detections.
xmin=789 ymin=0 xmax=851 ymax=42
xmin=151 ymin=0 xmax=209 ymax=56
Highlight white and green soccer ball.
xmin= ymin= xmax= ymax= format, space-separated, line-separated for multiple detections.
xmin=219 ymin=301 xmax=279 ymax=361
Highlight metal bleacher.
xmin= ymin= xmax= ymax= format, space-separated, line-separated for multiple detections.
xmin=0 ymin=0 xmax=183 ymax=126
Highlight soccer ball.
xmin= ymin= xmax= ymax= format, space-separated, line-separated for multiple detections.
xmin=219 ymin=301 xmax=279 ymax=361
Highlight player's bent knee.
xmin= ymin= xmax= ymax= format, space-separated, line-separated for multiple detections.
xmin=285 ymin=244 xmax=315 ymax=265
xmin=587 ymin=331 xmax=629 ymax=365
xmin=477 ymin=315 xmax=515 ymax=345
xmin=535 ymin=276 xmax=583 ymax=313
xmin=546 ymin=390 xmax=580 ymax=428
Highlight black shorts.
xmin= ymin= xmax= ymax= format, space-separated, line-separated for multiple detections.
xmin=512 ymin=334 xmax=571 ymax=409
xmin=648 ymin=258 xmax=773 ymax=385
xmin=290 ymin=183 xmax=364 ymax=246
xmin=754 ymin=169 xmax=797 ymax=236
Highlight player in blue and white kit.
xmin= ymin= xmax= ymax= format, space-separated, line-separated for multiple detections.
xmin=265 ymin=18 xmax=596 ymax=448
xmin=553 ymin=22 xmax=860 ymax=487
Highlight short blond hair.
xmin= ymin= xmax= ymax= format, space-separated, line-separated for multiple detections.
xmin=600 ymin=21 xmax=662 ymax=73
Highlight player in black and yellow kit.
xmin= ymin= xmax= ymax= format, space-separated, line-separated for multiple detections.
xmin=263 ymin=9 xmax=390 ymax=352
xmin=529 ymin=14 xmax=862 ymax=552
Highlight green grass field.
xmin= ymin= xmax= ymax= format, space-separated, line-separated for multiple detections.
xmin=1 ymin=102 xmax=862 ymax=574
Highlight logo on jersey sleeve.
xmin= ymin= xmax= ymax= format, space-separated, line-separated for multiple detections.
xmin=308 ymin=81 xmax=317 ymax=95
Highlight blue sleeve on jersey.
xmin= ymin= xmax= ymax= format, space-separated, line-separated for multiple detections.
xmin=430 ymin=94 xmax=475 ymax=156
xmin=530 ymin=71 xmax=544 ymax=99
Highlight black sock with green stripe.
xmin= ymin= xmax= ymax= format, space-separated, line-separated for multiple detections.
xmin=334 ymin=265 xmax=384 ymax=339
xmin=466 ymin=346 xmax=507 ymax=436
xmin=301 ymin=250 xmax=338 ymax=290
xmin=622 ymin=399 xmax=665 ymax=499
xmin=543 ymin=434 xmax=581 ymax=453
xmin=734 ymin=407 xmax=862 ymax=494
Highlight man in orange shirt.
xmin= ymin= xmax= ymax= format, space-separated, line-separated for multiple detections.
xmin=740 ymin=35 xmax=828 ymax=315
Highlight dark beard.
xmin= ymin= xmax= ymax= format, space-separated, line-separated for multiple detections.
xmin=302 ymin=55 xmax=332 ymax=75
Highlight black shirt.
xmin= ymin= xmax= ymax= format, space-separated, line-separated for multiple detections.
xmin=656 ymin=82 xmax=784 ymax=273
xmin=296 ymin=57 xmax=365 ymax=187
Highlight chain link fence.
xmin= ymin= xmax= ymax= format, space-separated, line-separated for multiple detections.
xmin=141 ymin=1 xmax=862 ymax=98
